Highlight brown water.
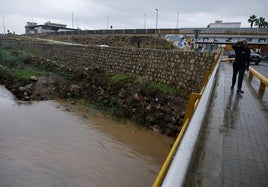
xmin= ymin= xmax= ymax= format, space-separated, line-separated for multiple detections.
xmin=0 ymin=85 xmax=173 ymax=187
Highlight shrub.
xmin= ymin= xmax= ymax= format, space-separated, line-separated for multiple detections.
xmin=108 ymin=73 xmax=135 ymax=85
xmin=0 ymin=45 xmax=30 ymax=66
xmin=147 ymin=82 xmax=178 ymax=95
xmin=6 ymin=69 xmax=45 ymax=84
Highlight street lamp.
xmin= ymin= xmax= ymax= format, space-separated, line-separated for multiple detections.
xmin=155 ymin=9 xmax=159 ymax=48
xmin=176 ymin=12 xmax=179 ymax=29
xmin=155 ymin=9 xmax=158 ymax=33
xmin=71 ymin=12 xmax=74 ymax=29
xmin=144 ymin=14 xmax=146 ymax=29
xmin=2 ymin=16 xmax=6 ymax=34
xmin=107 ymin=16 xmax=109 ymax=29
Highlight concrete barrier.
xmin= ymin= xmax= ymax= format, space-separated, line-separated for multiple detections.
xmin=161 ymin=58 xmax=221 ymax=187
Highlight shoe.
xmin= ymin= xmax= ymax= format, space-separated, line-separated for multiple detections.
xmin=237 ymin=90 xmax=244 ymax=94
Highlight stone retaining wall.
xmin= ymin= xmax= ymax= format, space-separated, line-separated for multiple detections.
xmin=0 ymin=38 xmax=216 ymax=92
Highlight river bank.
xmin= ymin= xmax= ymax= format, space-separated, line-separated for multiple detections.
xmin=0 ymin=45 xmax=188 ymax=136
xmin=0 ymin=85 xmax=173 ymax=186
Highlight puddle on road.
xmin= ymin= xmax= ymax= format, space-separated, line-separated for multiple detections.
xmin=0 ymin=86 xmax=173 ymax=187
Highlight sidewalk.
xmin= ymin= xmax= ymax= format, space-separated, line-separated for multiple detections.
xmin=186 ymin=62 xmax=268 ymax=187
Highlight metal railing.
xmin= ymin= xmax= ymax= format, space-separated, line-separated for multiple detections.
xmin=23 ymin=27 xmax=268 ymax=36
xmin=153 ymin=50 xmax=222 ymax=187
xmin=248 ymin=66 xmax=268 ymax=93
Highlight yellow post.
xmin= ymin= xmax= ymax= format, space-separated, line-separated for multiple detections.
xmin=248 ymin=71 xmax=253 ymax=82
xmin=259 ymin=82 xmax=266 ymax=93
xmin=249 ymin=66 xmax=268 ymax=94
xmin=183 ymin=93 xmax=201 ymax=124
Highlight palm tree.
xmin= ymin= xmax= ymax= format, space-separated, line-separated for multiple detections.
xmin=254 ymin=18 xmax=260 ymax=28
xmin=263 ymin=21 xmax=268 ymax=28
xmin=258 ymin=17 xmax=266 ymax=28
xmin=254 ymin=17 xmax=267 ymax=28
xmin=248 ymin=15 xmax=257 ymax=28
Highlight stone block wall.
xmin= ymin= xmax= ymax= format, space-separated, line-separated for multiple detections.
xmin=0 ymin=38 xmax=216 ymax=92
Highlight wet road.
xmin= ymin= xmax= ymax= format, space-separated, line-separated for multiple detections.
xmin=0 ymin=85 xmax=173 ymax=187
xmin=251 ymin=60 xmax=268 ymax=77
xmin=186 ymin=61 xmax=268 ymax=187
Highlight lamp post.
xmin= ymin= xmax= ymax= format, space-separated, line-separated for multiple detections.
xmin=70 ymin=12 xmax=74 ymax=44
xmin=176 ymin=12 xmax=179 ymax=29
xmin=76 ymin=18 xmax=79 ymax=29
xmin=71 ymin=12 xmax=74 ymax=29
xmin=155 ymin=9 xmax=158 ymax=34
xmin=107 ymin=16 xmax=109 ymax=29
xmin=144 ymin=14 xmax=146 ymax=29
xmin=2 ymin=16 xmax=6 ymax=34
xmin=155 ymin=9 xmax=159 ymax=48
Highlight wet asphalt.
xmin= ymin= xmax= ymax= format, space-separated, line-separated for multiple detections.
xmin=186 ymin=61 xmax=268 ymax=187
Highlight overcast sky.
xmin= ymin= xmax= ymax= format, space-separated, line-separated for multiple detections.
xmin=0 ymin=0 xmax=267 ymax=34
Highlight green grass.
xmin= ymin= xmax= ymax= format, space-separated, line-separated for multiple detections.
xmin=0 ymin=45 xmax=30 ymax=66
xmin=6 ymin=69 xmax=45 ymax=83
xmin=147 ymin=82 xmax=178 ymax=95
xmin=108 ymin=73 xmax=135 ymax=85
xmin=0 ymin=44 xmax=46 ymax=84
xmin=108 ymin=73 xmax=185 ymax=96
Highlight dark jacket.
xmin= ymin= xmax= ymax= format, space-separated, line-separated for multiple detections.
xmin=232 ymin=41 xmax=250 ymax=69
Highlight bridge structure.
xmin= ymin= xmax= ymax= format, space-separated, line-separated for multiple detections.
xmin=29 ymin=27 xmax=268 ymax=52
xmin=153 ymin=52 xmax=268 ymax=186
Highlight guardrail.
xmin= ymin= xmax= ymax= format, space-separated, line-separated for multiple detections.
xmin=221 ymin=57 xmax=234 ymax=63
xmin=248 ymin=66 xmax=268 ymax=93
xmin=153 ymin=50 xmax=222 ymax=187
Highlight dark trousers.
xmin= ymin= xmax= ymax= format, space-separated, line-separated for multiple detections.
xmin=232 ymin=63 xmax=246 ymax=90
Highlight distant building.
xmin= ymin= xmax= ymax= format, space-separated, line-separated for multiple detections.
xmin=25 ymin=21 xmax=74 ymax=34
xmin=208 ymin=20 xmax=241 ymax=28
xmin=26 ymin=22 xmax=38 ymax=26
xmin=44 ymin=21 xmax=67 ymax=28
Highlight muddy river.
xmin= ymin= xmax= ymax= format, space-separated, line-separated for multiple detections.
xmin=0 ymin=85 xmax=173 ymax=187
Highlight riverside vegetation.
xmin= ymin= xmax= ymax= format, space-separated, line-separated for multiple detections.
xmin=0 ymin=44 xmax=188 ymax=136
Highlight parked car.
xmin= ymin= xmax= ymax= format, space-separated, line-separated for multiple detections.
xmin=250 ymin=51 xmax=262 ymax=65
xmin=228 ymin=50 xmax=262 ymax=65
xmin=228 ymin=51 xmax=235 ymax=59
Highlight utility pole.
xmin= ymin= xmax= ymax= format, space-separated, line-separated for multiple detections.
xmin=2 ymin=16 xmax=6 ymax=34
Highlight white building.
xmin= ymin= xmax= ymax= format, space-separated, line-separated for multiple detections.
xmin=25 ymin=21 xmax=72 ymax=34
xmin=208 ymin=20 xmax=241 ymax=28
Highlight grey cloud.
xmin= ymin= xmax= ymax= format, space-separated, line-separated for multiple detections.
xmin=0 ymin=0 xmax=267 ymax=34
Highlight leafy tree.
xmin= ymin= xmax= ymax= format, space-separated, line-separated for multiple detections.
xmin=254 ymin=18 xmax=260 ymax=27
xmin=264 ymin=21 xmax=268 ymax=28
xmin=253 ymin=16 xmax=268 ymax=28
xmin=248 ymin=15 xmax=257 ymax=28
xmin=259 ymin=17 xmax=267 ymax=28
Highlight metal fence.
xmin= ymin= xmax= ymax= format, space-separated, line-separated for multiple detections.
xmin=29 ymin=27 xmax=268 ymax=36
